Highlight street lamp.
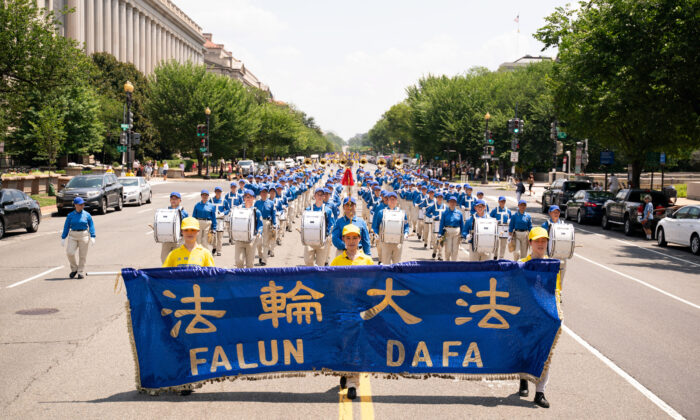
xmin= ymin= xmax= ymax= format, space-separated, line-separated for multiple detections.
xmin=123 ymin=81 xmax=134 ymax=172
xmin=482 ymin=112 xmax=491 ymax=184
xmin=204 ymin=106 xmax=211 ymax=179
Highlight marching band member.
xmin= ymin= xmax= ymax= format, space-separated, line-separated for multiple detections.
xmin=209 ymin=186 xmax=231 ymax=256
xmin=331 ymin=223 xmax=375 ymax=400
xmin=372 ymin=192 xmax=409 ymax=265
xmin=474 ymin=191 xmax=489 ymax=214
xmin=517 ymin=226 xmax=560 ymax=409
xmin=225 ymin=182 xmax=242 ymax=245
xmin=416 ymin=185 xmax=428 ymax=240
xmin=322 ymin=188 xmax=339 ymax=265
xmin=303 ymin=188 xmax=335 ymax=266
xmin=464 ymin=199 xmax=493 ymax=261
xmin=461 ymin=185 xmax=475 ymax=218
xmin=60 ymin=197 xmax=96 ymax=279
xmin=426 ymin=191 xmax=446 ymax=260
xmin=411 ymin=184 xmax=423 ymax=234
xmin=192 ymin=190 xmax=217 ymax=251
xmin=509 ymin=199 xmax=533 ymax=260
xmin=160 ymin=192 xmax=189 ymax=263
xmin=331 ymin=197 xmax=372 ymax=258
xmin=235 ymin=189 xmax=263 ymax=268
xmin=271 ymin=185 xmax=288 ymax=243
xmin=162 ymin=217 xmax=215 ymax=268
xmin=255 ymin=187 xmax=278 ymax=265
xmin=420 ymin=189 xmax=436 ymax=248
xmin=541 ymin=205 xmax=568 ymax=286
xmin=490 ymin=196 xmax=512 ymax=260
xmin=439 ymin=196 xmax=467 ymax=261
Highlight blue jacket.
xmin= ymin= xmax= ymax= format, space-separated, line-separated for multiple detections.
xmin=192 ymin=201 xmax=217 ymax=230
xmin=490 ymin=206 xmax=512 ymax=225
xmin=61 ymin=210 xmax=95 ymax=239
xmin=439 ymin=208 xmax=467 ymax=238
xmin=509 ymin=211 xmax=533 ymax=233
xmin=255 ymin=199 xmax=278 ymax=227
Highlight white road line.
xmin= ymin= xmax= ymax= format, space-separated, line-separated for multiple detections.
xmin=137 ymin=208 xmax=152 ymax=214
xmin=563 ymin=325 xmax=684 ymax=420
xmin=145 ymin=230 xmax=153 ymax=236
xmin=576 ymin=227 xmax=700 ymax=268
xmin=574 ymin=253 xmax=700 ymax=310
xmin=7 ymin=266 xmax=64 ymax=289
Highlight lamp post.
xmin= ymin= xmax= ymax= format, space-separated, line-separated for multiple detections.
xmin=482 ymin=112 xmax=491 ymax=185
xmin=204 ymin=107 xmax=211 ymax=179
xmin=123 ymin=81 xmax=134 ymax=172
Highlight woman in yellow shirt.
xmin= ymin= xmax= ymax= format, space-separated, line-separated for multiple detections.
xmin=162 ymin=217 xmax=215 ymax=268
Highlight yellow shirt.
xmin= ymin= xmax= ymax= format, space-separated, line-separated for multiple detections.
xmin=519 ymin=254 xmax=561 ymax=293
xmin=331 ymin=250 xmax=375 ymax=266
xmin=163 ymin=244 xmax=215 ymax=268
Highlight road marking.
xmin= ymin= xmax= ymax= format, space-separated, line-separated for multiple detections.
xmin=359 ymin=373 xmax=375 ymax=420
xmin=137 ymin=208 xmax=152 ymax=214
xmin=576 ymin=226 xmax=700 ymax=268
xmin=337 ymin=385 xmax=352 ymax=420
xmin=563 ymin=325 xmax=684 ymax=420
xmin=145 ymin=229 xmax=153 ymax=236
xmin=7 ymin=266 xmax=64 ymax=288
xmin=574 ymin=253 xmax=700 ymax=310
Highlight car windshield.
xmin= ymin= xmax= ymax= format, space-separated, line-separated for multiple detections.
xmin=587 ymin=191 xmax=614 ymax=200
xmin=119 ymin=178 xmax=139 ymax=186
xmin=66 ymin=176 xmax=103 ymax=188
xmin=239 ymin=161 xmax=253 ymax=166
xmin=565 ymin=182 xmax=591 ymax=191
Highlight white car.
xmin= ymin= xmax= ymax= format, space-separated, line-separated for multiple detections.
xmin=656 ymin=205 xmax=700 ymax=255
xmin=273 ymin=160 xmax=286 ymax=170
xmin=284 ymin=158 xmax=295 ymax=169
xmin=118 ymin=176 xmax=152 ymax=206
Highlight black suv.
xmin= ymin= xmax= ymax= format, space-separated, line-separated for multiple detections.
xmin=601 ymin=189 xmax=670 ymax=236
xmin=0 ymin=188 xmax=41 ymax=239
xmin=541 ymin=179 xmax=592 ymax=213
xmin=56 ymin=174 xmax=123 ymax=215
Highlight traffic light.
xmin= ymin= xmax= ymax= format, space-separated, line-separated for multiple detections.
xmin=196 ymin=124 xmax=203 ymax=137
xmin=487 ymin=131 xmax=494 ymax=144
xmin=556 ymin=141 xmax=563 ymax=155
xmin=127 ymin=111 xmax=134 ymax=127
xmin=119 ymin=131 xmax=127 ymax=145
xmin=132 ymin=132 xmax=141 ymax=145
xmin=550 ymin=122 xmax=557 ymax=140
xmin=487 ymin=146 xmax=495 ymax=155
xmin=508 ymin=119 xmax=514 ymax=134
xmin=513 ymin=119 xmax=520 ymax=134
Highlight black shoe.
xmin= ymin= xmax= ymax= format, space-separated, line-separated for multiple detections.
xmin=534 ymin=392 xmax=549 ymax=408
xmin=432 ymin=252 xmax=436 ymax=258
xmin=179 ymin=389 xmax=193 ymax=396
xmin=437 ymin=257 xmax=443 ymax=261
xmin=213 ymin=248 xmax=217 ymax=254
xmin=519 ymin=379 xmax=529 ymax=397
xmin=424 ymin=244 xmax=427 ymax=248
xmin=347 ymin=387 xmax=357 ymax=400
xmin=259 ymin=258 xmax=264 ymax=265
xmin=324 ymin=262 xmax=329 ymax=266
xmin=76 ymin=274 xmax=84 ymax=279
xmin=339 ymin=376 xmax=347 ymax=389
xmin=216 ymin=252 xmax=221 ymax=256
xmin=69 ymin=271 xmax=77 ymax=279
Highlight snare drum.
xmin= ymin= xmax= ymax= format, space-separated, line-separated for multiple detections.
xmin=229 ymin=207 xmax=256 ymax=242
xmin=472 ymin=217 xmax=498 ymax=254
xmin=548 ymin=223 xmax=575 ymax=259
xmin=381 ymin=209 xmax=406 ymax=244
xmin=301 ymin=211 xmax=326 ymax=247
xmin=153 ymin=208 xmax=181 ymax=243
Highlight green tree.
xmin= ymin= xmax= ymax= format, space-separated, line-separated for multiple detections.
xmin=29 ymin=104 xmax=66 ymax=173
xmin=324 ymin=132 xmax=345 ymax=152
xmin=534 ymin=0 xmax=700 ymax=187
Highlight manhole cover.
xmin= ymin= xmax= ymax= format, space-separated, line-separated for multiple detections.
xmin=16 ymin=308 xmax=59 ymax=315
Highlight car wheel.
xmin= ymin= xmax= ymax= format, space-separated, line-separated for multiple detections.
xmin=602 ymin=212 xmax=611 ymax=230
xmin=99 ymin=197 xmax=108 ymax=215
xmin=656 ymin=227 xmax=667 ymax=247
xmin=137 ymin=194 xmax=143 ymax=206
xmin=0 ymin=219 xmax=4 ymax=239
xmin=115 ymin=195 xmax=123 ymax=211
xmin=26 ymin=211 xmax=40 ymax=233
xmin=691 ymin=234 xmax=700 ymax=255
xmin=577 ymin=210 xmax=584 ymax=225
xmin=623 ymin=216 xmax=633 ymax=236
xmin=147 ymin=191 xmax=152 ymax=204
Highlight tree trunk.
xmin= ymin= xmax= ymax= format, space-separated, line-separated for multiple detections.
xmin=630 ymin=160 xmax=642 ymax=189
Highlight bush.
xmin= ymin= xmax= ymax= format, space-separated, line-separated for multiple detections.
xmin=673 ymin=184 xmax=687 ymax=198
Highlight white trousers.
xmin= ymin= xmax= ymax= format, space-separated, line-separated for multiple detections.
xmin=494 ymin=237 xmax=508 ymax=259
xmin=66 ymin=230 xmax=90 ymax=274
xmin=256 ymin=220 xmax=273 ymax=262
xmin=379 ymin=242 xmax=403 ymax=265
xmin=197 ymin=220 xmax=212 ymax=251
xmin=304 ymin=242 xmax=328 ymax=266
xmin=444 ymin=227 xmax=461 ymax=261
xmin=235 ymin=239 xmax=256 ymax=268
xmin=512 ymin=230 xmax=529 ymax=260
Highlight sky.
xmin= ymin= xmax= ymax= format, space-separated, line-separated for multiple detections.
xmin=175 ymin=0 xmax=567 ymax=140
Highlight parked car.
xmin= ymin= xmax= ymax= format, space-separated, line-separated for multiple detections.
xmin=541 ymin=179 xmax=592 ymax=213
xmin=273 ymin=160 xmax=286 ymax=170
xmin=656 ymin=205 xmax=700 ymax=255
xmin=118 ymin=176 xmax=152 ymax=206
xmin=564 ymin=190 xmax=614 ymax=224
xmin=0 ymin=188 xmax=41 ymax=239
xmin=284 ymin=158 xmax=295 ymax=169
xmin=256 ymin=162 xmax=269 ymax=175
xmin=238 ymin=160 xmax=255 ymax=176
xmin=56 ymin=174 xmax=123 ymax=215
xmin=601 ymin=189 xmax=671 ymax=236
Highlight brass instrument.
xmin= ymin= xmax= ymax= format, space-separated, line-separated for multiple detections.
xmin=394 ymin=159 xmax=403 ymax=168
xmin=304 ymin=157 xmax=312 ymax=167
xmin=340 ymin=158 xmax=348 ymax=166
xmin=320 ymin=158 xmax=327 ymax=166
xmin=377 ymin=157 xmax=387 ymax=167
xmin=360 ymin=157 xmax=368 ymax=165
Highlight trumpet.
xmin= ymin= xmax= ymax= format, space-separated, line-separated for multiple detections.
xmin=320 ymin=158 xmax=327 ymax=166
xmin=377 ymin=157 xmax=387 ymax=167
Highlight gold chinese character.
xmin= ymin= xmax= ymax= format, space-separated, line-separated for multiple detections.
xmin=360 ymin=277 xmax=422 ymax=324
xmin=469 ymin=278 xmax=521 ymax=329
xmin=258 ymin=280 xmax=325 ymax=328
xmin=454 ymin=284 xmax=473 ymax=325
xmin=161 ymin=285 xmax=226 ymax=338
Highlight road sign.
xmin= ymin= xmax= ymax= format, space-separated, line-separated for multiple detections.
xmin=120 ymin=124 xmax=129 ymax=130
xmin=202 ymin=152 xmax=212 ymax=157
xmin=117 ymin=145 xmax=127 ymax=153
xmin=600 ymin=151 xmax=614 ymax=165
xmin=660 ymin=152 xmax=666 ymax=165
xmin=510 ymin=152 xmax=519 ymax=163
xmin=481 ymin=154 xmax=492 ymax=160
xmin=557 ymin=131 xmax=567 ymax=139
xmin=199 ymin=147 xmax=207 ymax=153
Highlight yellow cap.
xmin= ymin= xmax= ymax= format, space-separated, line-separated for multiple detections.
xmin=528 ymin=226 xmax=549 ymax=241
xmin=181 ymin=217 xmax=201 ymax=231
xmin=342 ymin=224 xmax=361 ymax=237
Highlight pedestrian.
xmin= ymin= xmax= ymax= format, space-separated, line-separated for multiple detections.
xmin=60 ymin=197 xmax=95 ymax=279
xmin=640 ymin=194 xmax=654 ymax=240
xmin=464 ymin=200 xmax=493 ymax=261
xmin=160 ymin=192 xmax=189 ymax=263
xmin=509 ymin=199 xmax=532 ymax=260
xmin=515 ymin=178 xmax=526 ymax=202
xmin=254 ymin=187 xmax=278 ymax=265
xmin=330 ymin=223 xmax=375 ymax=400
xmin=304 ymin=188 xmax=335 ymax=266
xmin=162 ymin=161 xmax=169 ymax=181
xmin=609 ymin=173 xmax=619 ymax=194
xmin=517 ymin=226 xmax=561 ymax=408
xmin=528 ymin=172 xmax=534 ymax=196
xmin=372 ymin=192 xmax=409 ymax=265
xmin=541 ymin=205 xmax=568 ymax=285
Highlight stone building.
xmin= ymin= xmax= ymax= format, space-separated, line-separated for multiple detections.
xmin=202 ymin=33 xmax=270 ymax=95
xmin=498 ymin=55 xmax=553 ymax=72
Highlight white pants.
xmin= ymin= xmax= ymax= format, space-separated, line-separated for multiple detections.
xmin=422 ymin=221 xmax=432 ymax=246
xmin=66 ymin=230 xmax=90 ymax=274
xmin=213 ymin=217 xmax=224 ymax=251
xmin=444 ymin=227 xmax=461 ymax=261
xmin=197 ymin=220 xmax=212 ymax=251
xmin=512 ymin=230 xmax=529 ymax=260
xmin=304 ymin=242 xmax=328 ymax=266
xmin=379 ymin=242 xmax=402 ymax=265
xmin=494 ymin=237 xmax=508 ymax=259
xmin=235 ymin=239 xmax=256 ymax=268
xmin=256 ymin=220 xmax=273 ymax=263
xmin=470 ymin=249 xmax=491 ymax=261
xmin=324 ymin=235 xmax=334 ymax=265
xmin=160 ymin=241 xmax=179 ymax=263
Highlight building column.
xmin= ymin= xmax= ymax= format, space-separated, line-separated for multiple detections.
xmin=95 ymin=0 xmax=103 ymax=52
xmin=143 ymin=16 xmax=150 ymax=73
xmin=165 ymin=32 xmax=171 ymax=63
xmin=138 ymin=12 xmax=145 ymax=73
xmin=155 ymin=24 xmax=161 ymax=69
xmin=111 ymin=0 xmax=119 ymax=57
xmin=65 ymin=0 xmax=80 ymax=42
xmin=119 ymin=0 xmax=127 ymax=61
xmin=150 ymin=20 xmax=156 ymax=72
xmin=103 ymin=0 xmax=111 ymax=54
xmin=85 ymin=0 xmax=94 ymax=54
xmin=161 ymin=27 xmax=166 ymax=65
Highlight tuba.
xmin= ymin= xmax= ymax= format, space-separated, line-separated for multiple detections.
xmin=377 ymin=157 xmax=387 ymax=167
xmin=340 ymin=157 xmax=348 ymax=166
xmin=360 ymin=157 xmax=368 ymax=165
xmin=320 ymin=158 xmax=327 ymax=166
xmin=394 ymin=159 xmax=403 ymax=168
xmin=304 ymin=157 xmax=312 ymax=167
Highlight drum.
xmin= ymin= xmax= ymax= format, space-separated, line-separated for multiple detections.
xmin=229 ymin=207 xmax=255 ymax=242
xmin=153 ymin=208 xmax=181 ymax=243
xmin=472 ymin=217 xmax=498 ymax=254
xmin=301 ymin=211 xmax=326 ymax=247
xmin=381 ymin=209 xmax=406 ymax=244
xmin=498 ymin=224 xmax=510 ymax=239
xmin=548 ymin=223 xmax=575 ymax=259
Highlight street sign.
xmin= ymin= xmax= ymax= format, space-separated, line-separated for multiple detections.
xmin=510 ymin=152 xmax=519 ymax=162
xmin=203 ymin=152 xmax=212 ymax=157
xmin=481 ymin=154 xmax=492 ymax=160
xmin=660 ymin=152 xmax=666 ymax=165
xmin=120 ymin=124 xmax=129 ymax=130
xmin=600 ymin=151 xmax=614 ymax=165
xmin=199 ymin=147 xmax=207 ymax=153
xmin=557 ymin=131 xmax=567 ymax=139
xmin=117 ymin=145 xmax=127 ymax=153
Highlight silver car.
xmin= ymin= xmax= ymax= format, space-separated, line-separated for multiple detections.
xmin=118 ymin=176 xmax=152 ymax=206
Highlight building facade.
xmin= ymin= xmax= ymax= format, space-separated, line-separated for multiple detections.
xmin=40 ymin=0 xmax=205 ymax=75
xmin=202 ymin=33 xmax=270 ymax=95
xmin=498 ymin=55 xmax=553 ymax=72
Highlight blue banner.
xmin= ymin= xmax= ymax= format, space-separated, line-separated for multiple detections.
xmin=122 ymin=260 xmax=561 ymax=391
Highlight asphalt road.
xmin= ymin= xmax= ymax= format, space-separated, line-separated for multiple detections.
xmin=1 ymin=172 xmax=698 ymax=419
